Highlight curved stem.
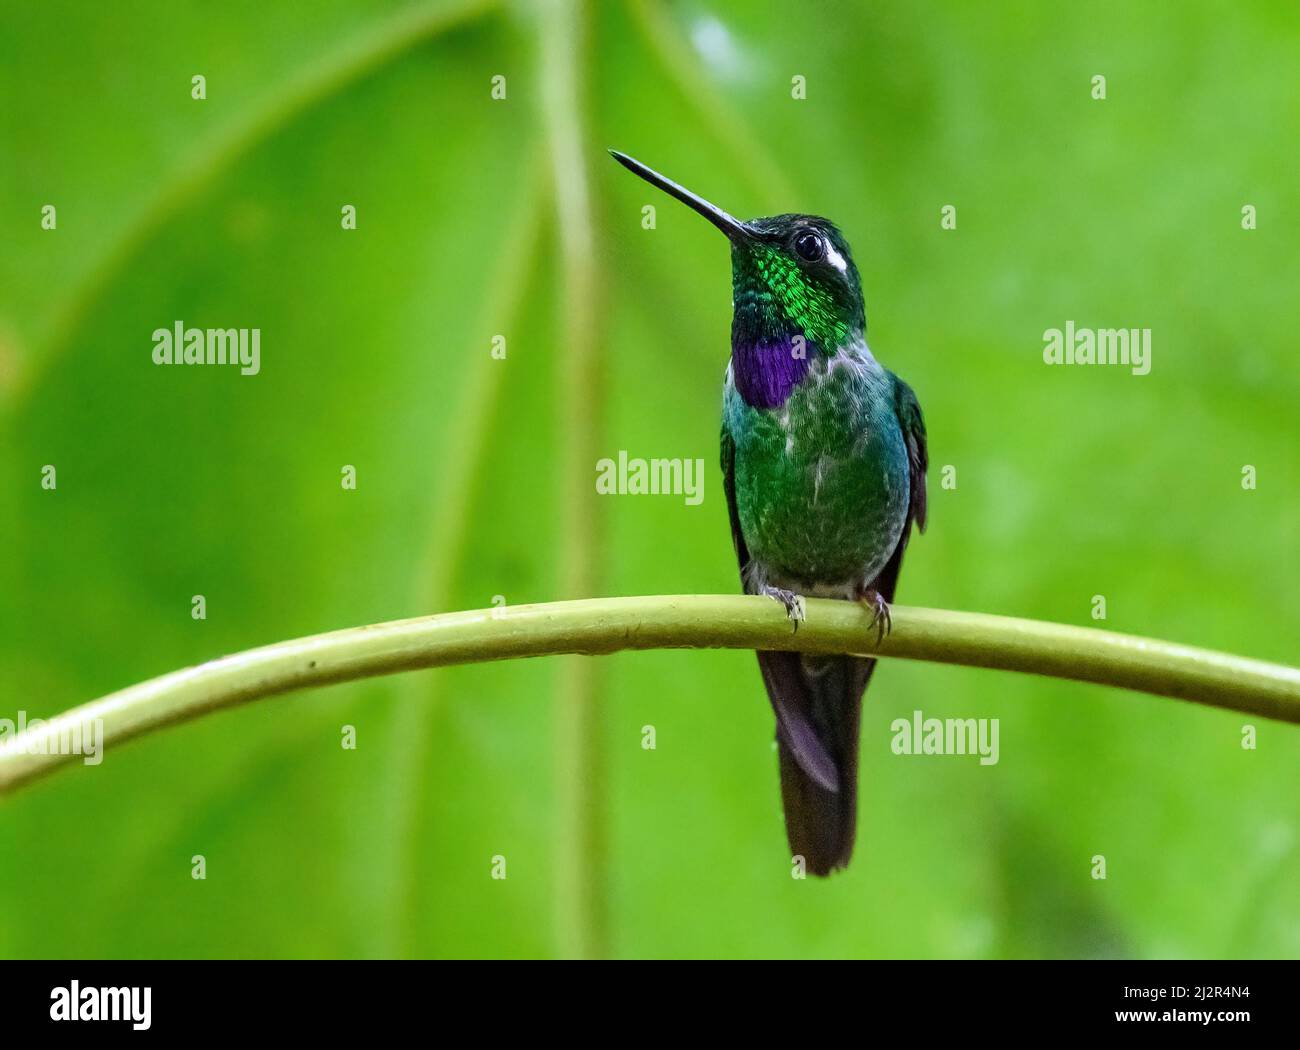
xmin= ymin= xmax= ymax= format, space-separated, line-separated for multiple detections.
xmin=3 ymin=595 xmax=1297 ymax=796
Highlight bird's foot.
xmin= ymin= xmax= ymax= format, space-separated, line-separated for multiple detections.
xmin=760 ymin=585 xmax=806 ymax=631
xmin=856 ymin=586 xmax=892 ymax=645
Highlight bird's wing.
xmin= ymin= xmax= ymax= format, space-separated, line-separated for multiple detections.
xmin=719 ymin=423 xmax=751 ymax=570
xmin=870 ymin=371 xmax=928 ymax=602
xmin=722 ymin=422 xmax=841 ymax=793
xmin=894 ymin=371 xmax=928 ymax=536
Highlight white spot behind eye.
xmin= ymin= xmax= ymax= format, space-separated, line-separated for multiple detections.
xmin=824 ymin=241 xmax=848 ymax=273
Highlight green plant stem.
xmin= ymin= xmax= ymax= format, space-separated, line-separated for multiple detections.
xmin=3 ymin=595 xmax=1298 ymax=798
xmin=540 ymin=0 xmax=607 ymax=961
xmin=380 ymin=149 xmax=550 ymax=960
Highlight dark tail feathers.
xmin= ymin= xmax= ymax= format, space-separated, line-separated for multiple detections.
xmin=769 ymin=652 xmax=874 ymax=876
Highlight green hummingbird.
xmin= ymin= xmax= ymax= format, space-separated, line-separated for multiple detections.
xmin=611 ymin=150 xmax=928 ymax=875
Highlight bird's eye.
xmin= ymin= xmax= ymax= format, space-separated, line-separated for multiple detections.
xmin=794 ymin=229 xmax=825 ymax=262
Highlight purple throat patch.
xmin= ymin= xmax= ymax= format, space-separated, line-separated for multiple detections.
xmin=732 ymin=337 xmax=813 ymax=409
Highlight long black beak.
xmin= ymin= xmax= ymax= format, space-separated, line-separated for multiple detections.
xmin=608 ymin=149 xmax=752 ymax=242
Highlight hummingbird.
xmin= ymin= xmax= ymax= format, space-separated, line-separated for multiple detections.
xmin=610 ymin=150 xmax=928 ymax=876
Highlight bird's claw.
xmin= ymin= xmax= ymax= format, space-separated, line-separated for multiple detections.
xmin=858 ymin=588 xmax=892 ymax=645
xmin=761 ymin=586 xmax=806 ymax=632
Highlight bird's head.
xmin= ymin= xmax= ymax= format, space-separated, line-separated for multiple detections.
xmin=609 ymin=150 xmax=865 ymax=356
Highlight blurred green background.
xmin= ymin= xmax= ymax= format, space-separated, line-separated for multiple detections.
xmin=1 ymin=0 xmax=1297 ymax=959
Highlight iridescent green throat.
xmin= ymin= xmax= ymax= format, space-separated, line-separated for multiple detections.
xmin=730 ymin=232 xmax=866 ymax=409
xmin=732 ymin=241 xmax=859 ymax=352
